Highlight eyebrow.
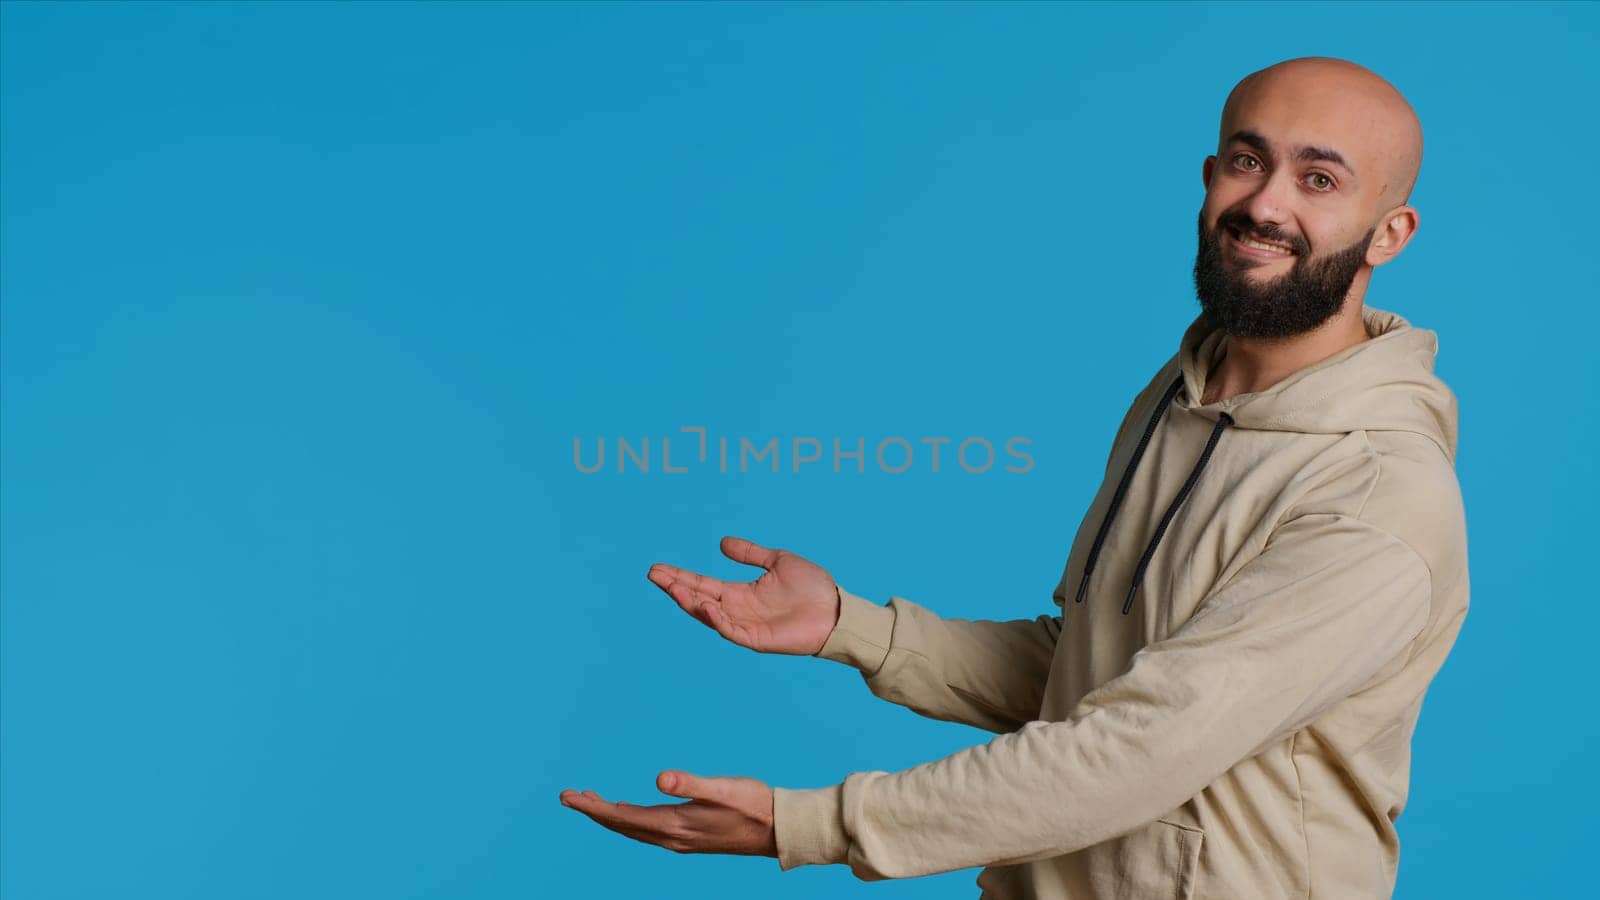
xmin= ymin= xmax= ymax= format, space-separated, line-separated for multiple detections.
xmin=1225 ymin=129 xmax=1356 ymax=178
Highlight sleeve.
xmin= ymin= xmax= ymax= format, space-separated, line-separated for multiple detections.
xmin=774 ymin=513 xmax=1432 ymax=879
xmin=814 ymin=585 xmax=1062 ymax=734
xmin=807 ymin=366 xmax=1175 ymax=736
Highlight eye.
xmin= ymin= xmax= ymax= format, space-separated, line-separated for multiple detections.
xmin=1306 ymin=172 xmax=1335 ymax=191
xmin=1232 ymin=153 xmax=1262 ymax=172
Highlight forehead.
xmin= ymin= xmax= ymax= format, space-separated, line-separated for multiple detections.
xmin=1221 ymin=76 xmax=1389 ymax=177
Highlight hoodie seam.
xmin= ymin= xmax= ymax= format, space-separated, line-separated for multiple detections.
xmin=1351 ymin=437 xmax=1382 ymax=522
xmin=1354 ymin=432 xmax=1435 ymax=670
xmin=1289 ymin=731 xmax=1313 ymax=900
xmin=1354 ymin=433 xmax=1437 ymax=572
xmin=839 ymin=627 xmax=892 ymax=677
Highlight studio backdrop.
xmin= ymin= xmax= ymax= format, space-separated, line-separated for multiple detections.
xmin=2 ymin=2 xmax=1595 ymax=898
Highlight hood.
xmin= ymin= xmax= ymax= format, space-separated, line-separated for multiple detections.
xmin=1173 ymin=305 xmax=1459 ymax=466
xmin=1064 ymin=304 xmax=1459 ymax=616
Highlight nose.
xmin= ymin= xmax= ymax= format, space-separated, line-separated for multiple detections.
xmin=1242 ymin=169 xmax=1296 ymax=232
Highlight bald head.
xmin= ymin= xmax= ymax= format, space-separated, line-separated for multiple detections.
xmin=1220 ymin=57 xmax=1423 ymax=210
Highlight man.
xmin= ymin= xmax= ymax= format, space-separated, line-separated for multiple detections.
xmin=560 ymin=55 xmax=1468 ymax=899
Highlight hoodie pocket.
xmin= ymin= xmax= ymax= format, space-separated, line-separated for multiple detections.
xmin=1087 ymin=817 xmax=1205 ymax=900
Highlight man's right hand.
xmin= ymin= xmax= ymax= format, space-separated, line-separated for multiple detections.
xmin=647 ymin=536 xmax=840 ymax=656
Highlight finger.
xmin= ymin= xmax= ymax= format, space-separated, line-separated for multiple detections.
xmin=664 ymin=579 xmax=721 ymax=628
xmin=720 ymin=536 xmax=780 ymax=571
xmin=693 ymin=601 xmax=744 ymax=644
xmin=647 ymin=562 xmax=709 ymax=590
xmin=567 ymin=799 xmax=653 ymax=841
xmin=562 ymin=791 xmax=681 ymax=844
xmin=658 ymin=770 xmax=725 ymax=804
xmin=648 ymin=564 xmax=728 ymax=604
xmin=568 ymin=788 xmax=667 ymax=814
xmin=651 ymin=571 xmax=733 ymax=633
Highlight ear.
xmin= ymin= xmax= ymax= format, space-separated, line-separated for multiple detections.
xmin=1202 ymin=155 xmax=1215 ymax=188
xmin=1366 ymin=204 xmax=1420 ymax=267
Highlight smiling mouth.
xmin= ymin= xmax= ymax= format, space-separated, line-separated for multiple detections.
xmin=1228 ymin=225 xmax=1297 ymax=258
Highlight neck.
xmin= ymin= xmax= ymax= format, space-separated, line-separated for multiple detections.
xmin=1201 ymin=295 xmax=1372 ymax=406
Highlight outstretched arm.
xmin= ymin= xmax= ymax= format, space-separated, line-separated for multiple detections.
xmin=648 ymin=536 xmax=1061 ymax=734
xmin=773 ymin=513 xmax=1432 ymax=879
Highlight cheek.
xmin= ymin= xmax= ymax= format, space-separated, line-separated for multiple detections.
xmin=1297 ymin=203 xmax=1365 ymax=251
xmin=1200 ymin=187 xmax=1248 ymax=227
xmin=1303 ymin=222 xmax=1353 ymax=255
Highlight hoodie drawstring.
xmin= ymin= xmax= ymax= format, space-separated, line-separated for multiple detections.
xmin=1072 ymin=374 xmax=1235 ymax=616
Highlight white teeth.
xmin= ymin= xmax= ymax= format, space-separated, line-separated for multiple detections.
xmin=1241 ymin=235 xmax=1292 ymax=254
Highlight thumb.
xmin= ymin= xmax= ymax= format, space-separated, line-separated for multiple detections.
xmin=659 ymin=770 xmax=722 ymax=802
xmin=720 ymin=535 xmax=780 ymax=571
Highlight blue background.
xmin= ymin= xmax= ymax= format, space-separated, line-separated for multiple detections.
xmin=3 ymin=1 xmax=1594 ymax=897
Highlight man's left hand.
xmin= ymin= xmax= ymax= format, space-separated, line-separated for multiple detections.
xmin=559 ymin=771 xmax=777 ymax=858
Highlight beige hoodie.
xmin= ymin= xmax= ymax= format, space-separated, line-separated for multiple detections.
xmin=772 ymin=305 xmax=1470 ymax=899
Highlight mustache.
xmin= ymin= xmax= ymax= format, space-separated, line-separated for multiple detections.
xmin=1215 ymin=212 xmax=1308 ymax=256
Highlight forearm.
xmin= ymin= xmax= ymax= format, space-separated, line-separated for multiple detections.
xmin=815 ymin=586 xmax=1060 ymax=733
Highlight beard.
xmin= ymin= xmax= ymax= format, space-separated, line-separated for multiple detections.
xmin=1192 ymin=210 xmax=1375 ymax=339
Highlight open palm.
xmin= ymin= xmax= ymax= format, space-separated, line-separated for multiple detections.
xmin=647 ymin=536 xmax=839 ymax=656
